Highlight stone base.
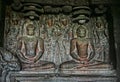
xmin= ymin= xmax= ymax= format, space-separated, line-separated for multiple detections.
xmin=60 ymin=62 xmax=116 ymax=76
xmin=60 ymin=69 xmax=116 ymax=76
xmin=8 ymin=71 xmax=116 ymax=82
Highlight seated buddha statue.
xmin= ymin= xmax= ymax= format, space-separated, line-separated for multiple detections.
xmin=17 ymin=24 xmax=55 ymax=71
xmin=60 ymin=25 xmax=112 ymax=70
xmin=60 ymin=25 xmax=90 ymax=69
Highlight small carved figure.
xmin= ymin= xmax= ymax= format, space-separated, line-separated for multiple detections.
xmin=93 ymin=17 xmax=109 ymax=63
xmin=17 ymin=24 xmax=55 ymax=70
xmin=5 ymin=19 xmax=20 ymax=53
xmin=53 ymin=15 xmax=72 ymax=65
xmin=43 ymin=17 xmax=56 ymax=62
xmin=59 ymin=17 xmax=72 ymax=61
xmin=46 ymin=17 xmax=55 ymax=37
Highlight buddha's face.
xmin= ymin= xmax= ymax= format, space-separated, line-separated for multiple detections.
xmin=76 ymin=28 xmax=86 ymax=38
xmin=26 ymin=24 xmax=35 ymax=36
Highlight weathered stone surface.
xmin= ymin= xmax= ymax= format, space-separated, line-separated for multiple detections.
xmin=8 ymin=71 xmax=117 ymax=82
xmin=0 ymin=0 xmax=119 ymax=82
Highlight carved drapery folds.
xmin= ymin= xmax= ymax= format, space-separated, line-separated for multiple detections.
xmin=0 ymin=0 xmax=116 ymax=82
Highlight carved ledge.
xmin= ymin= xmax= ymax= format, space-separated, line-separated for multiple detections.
xmin=8 ymin=71 xmax=117 ymax=82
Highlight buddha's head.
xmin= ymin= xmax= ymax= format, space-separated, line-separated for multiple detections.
xmin=26 ymin=24 xmax=35 ymax=36
xmin=76 ymin=27 xmax=86 ymax=38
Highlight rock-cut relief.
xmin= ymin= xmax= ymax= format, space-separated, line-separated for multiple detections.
xmin=60 ymin=16 xmax=113 ymax=74
xmin=92 ymin=16 xmax=110 ymax=65
xmin=17 ymin=21 xmax=55 ymax=71
xmin=39 ymin=14 xmax=73 ymax=65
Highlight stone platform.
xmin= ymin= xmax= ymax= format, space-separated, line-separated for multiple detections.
xmin=7 ymin=70 xmax=116 ymax=82
xmin=60 ymin=69 xmax=116 ymax=76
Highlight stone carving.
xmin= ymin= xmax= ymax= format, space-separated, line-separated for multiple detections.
xmin=39 ymin=14 xmax=72 ymax=66
xmin=17 ymin=23 xmax=55 ymax=70
xmin=0 ymin=47 xmax=20 ymax=82
xmin=95 ymin=5 xmax=107 ymax=14
xmin=71 ymin=26 xmax=89 ymax=64
xmin=39 ymin=15 xmax=56 ymax=63
xmin=11 ymin=0 xmax=22 ymax=10
xmin=15 ymin=0 xmax=90 ymax=7
xmin=3 ymin=5 xmax=115 ymax=80
xmin=4 ymin=11 xmax=21 ymax=54
xmin=93 ymin=16 xmax=110 ymax=63
xmin=60 ymin=17 xmax=112 ymax=72
xmin=59 ymin=7 xmax=93 ymax=69
xmin=23 ymin=4 xmax=43 ymax=20
xmin=54 ymin=15 xmax=72 ymax=65
xmin=5 ymin=19 xmax=20 ymax=53
xmin=60 ymin=25 xmax=91 ymax=69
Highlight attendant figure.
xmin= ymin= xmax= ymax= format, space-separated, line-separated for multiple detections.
xmin=93 ymin=17 xmax=109 ymax=63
